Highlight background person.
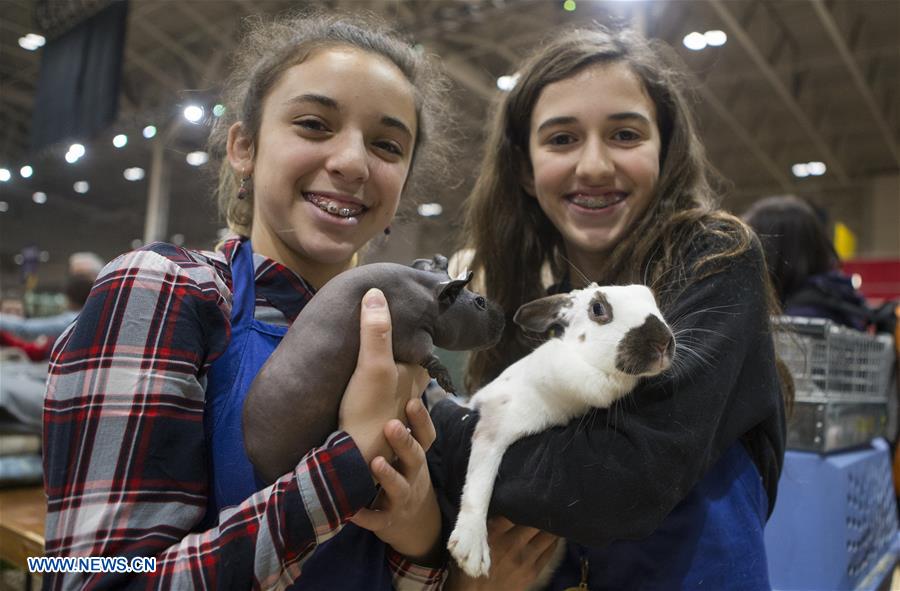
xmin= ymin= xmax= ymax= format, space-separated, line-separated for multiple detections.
xmin=0 ymin=251 xmax=104 ymax=342
xmin=742 ymin=194 xmax=870 ymax=330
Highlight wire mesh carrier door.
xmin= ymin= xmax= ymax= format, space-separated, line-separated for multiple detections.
xmin=775 ymin=316 xmax=897 ymax=453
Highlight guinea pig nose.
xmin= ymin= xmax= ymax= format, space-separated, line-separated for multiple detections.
xmin=474 ymin=296 xmax=486 ymax=310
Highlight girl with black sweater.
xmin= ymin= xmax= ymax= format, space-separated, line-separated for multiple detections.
xmin=430 ymin=26 xmax=790 ymax=590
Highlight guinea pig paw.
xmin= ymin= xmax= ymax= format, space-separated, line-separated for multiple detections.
xmin=447 ymin=520 xmax=491 ymax=578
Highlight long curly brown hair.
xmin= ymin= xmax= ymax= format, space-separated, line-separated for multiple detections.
xmin=462 ymin=26 xmax=769 ymax=392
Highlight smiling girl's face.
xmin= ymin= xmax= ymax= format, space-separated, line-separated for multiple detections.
xmin=228 ymin=46 xmax=417 ymax=287
xmin=526 ymin=61 xmax=661 ymax=278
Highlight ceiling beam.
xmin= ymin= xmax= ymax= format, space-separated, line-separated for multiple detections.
xmin=174 ymin=2 xmax=236 ymax=55
xmin=125 ymin=49 xmax=185 ymax=95
xmin=707 ymin=0 xmax=850 ymax=185
xmin=133 ymin=19 xmax=208 ymax=76
xmin=438 ymin=55 xmax=496 ymax=102
xmin=444 ymin=31 xmax=521 ymax=66
xmin=693 ymin=79 xmax=794 ymax=194
xmin=708 ymin=43 xmax=900 ymax=88
xmin=1 ymin=86 xmax=33 ymax=112
xmin=809 ymin=0 xmax=900 ymax=168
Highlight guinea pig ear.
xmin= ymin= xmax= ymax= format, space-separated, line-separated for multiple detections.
xmin=513 ymin=294 xmax=573 ymax=333
xmin=432 ymin=254 xmax=449 ymax=273
xmin=411 ymin=258 xmax=434 ymax=272
xmin=437 ymin=271 xmax=474 ymax=305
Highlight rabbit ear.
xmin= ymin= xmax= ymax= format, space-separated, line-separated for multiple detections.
xmin=513 ymin=294 xmax=573 ymax=333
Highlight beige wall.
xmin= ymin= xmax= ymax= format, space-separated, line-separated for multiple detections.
xmin=862 ymin=174 xmax=900 ymax=258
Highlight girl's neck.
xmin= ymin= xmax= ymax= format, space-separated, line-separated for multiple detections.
xmin=249 ymin=230 xmax=353 ymax=291
xmin=565 ymin=252 xmax=604 ymax=289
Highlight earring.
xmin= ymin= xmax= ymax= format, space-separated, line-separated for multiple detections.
xmin=383 ymin=226 xmax=391 ymax=236
xmin=237 ymin=172 xmax=252 ymax=200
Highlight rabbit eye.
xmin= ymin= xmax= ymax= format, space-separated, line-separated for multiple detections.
xmin=589 ymin=292 xmax=613 ymax=324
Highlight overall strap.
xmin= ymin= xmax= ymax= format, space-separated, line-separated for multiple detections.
xmin=230 ymin=238 xmax=257 ymax=328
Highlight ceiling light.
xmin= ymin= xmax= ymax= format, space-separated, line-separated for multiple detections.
xmin=0 ymin=201 xmax=8 ymax=213
xmin=171 ymin=234 xmax=185 ymax=246
xmin=14 ymin=254 xmax=24 ymax=265
xmin=113 ymin=134 xmax=128 ymax=148
xmin=562 ymin=0 xmax=576 ymax=11
xmin=18 ymin=33 xmax=45 ymax=51
xmin=213 ymin=104 xmax=225 ymax=117
xmin=66 ymin=144 xmax=85 ymax=163
xmin=73 ymin=181 xmax=90 ymax=194
xmin=792 ymin=161 xmax=827 ymax=178
xmin=143 ymin=125 xmax=157 ymax=139
xmin=183 ymin=105 xmax=204 ymax=123
xmin=791 ymin=163 xmax=810 ymax=178
xmin=123 ymin=167 xmax=145 ymax=181
xmin=705 ymin=30 xmax=727 ymax=47
xmin=20 ymin=165 xmax=33 ymax=178
xmin=39 ymin=250 xmax=50 ymax=263
xmin=185 ymin=151 xmax=209 ymax=166
xmin=131 ymin=239 xmax=143 ymax=249
xmin=807 ymin=161 xmax=827 ymax=176
xmin=417 ymin=202 xmax=443 ymax=217
xmin=0 ymin=169 xmax=10 ymax=182
xmin=32 ymin=191 xmax=47 ymax=204
xmin=496 ymin=73 xmax=520 ymax=91
xmin=683 ymin=32 xmax=707 ymax=51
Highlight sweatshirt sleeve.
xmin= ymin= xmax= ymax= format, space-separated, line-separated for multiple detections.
xmin=429 ymin=241 xmax=784 ymax=547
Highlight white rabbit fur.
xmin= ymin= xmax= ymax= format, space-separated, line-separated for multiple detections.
xmin=447 ymin=283 xmax=675 ymax=584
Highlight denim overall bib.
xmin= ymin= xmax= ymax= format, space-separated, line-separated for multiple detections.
xmin=203 ymin=239 xmax=392 ymax=590
xmin=548 ymin=442 xmax=771 ymax=590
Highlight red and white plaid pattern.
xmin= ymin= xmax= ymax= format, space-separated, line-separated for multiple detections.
xmin=42 ymin=238 xmax=444 ymax=589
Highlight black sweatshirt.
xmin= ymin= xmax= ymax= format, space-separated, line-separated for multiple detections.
xmin=428 ymin=237 xmax=786 ymax=548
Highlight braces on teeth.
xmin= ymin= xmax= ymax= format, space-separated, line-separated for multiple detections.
xmin=320 ymin=201 xmax=357 ymax=218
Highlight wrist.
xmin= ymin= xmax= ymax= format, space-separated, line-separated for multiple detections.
xmin=344 ymin=426 xmax=390 ymax=467
xmin=391 ymin=491 xmax=443 ymax=566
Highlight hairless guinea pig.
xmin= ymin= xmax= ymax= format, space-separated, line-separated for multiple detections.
xmin=243 ymin=254 xmax=505 ymax=484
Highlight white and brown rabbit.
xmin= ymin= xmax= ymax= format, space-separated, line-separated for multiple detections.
xmin=448 ymin=283 xmax=675 ymax=583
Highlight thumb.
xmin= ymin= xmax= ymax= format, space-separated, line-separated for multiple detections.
xmin=357 ymin=288 xmax=394 ymax=373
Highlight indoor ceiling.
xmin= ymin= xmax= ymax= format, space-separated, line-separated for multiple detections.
xmin=1 ymin=0 xmax=898 ymax=290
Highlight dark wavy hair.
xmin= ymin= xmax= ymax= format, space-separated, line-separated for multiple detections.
xmin=742 ymin=195 xmax=838 ymax=303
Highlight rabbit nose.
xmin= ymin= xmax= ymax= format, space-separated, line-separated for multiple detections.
xmin=661 ymin=335 xmax=675 ymax=358
xmin=654 ymin=337 xmax=674 ymax=368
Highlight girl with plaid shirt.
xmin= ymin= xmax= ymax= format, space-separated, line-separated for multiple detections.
xmin=43 ymin=13 xmax=452 ymax=590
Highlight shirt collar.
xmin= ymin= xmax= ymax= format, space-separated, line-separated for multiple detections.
xmin=223 ymin=236 xmax=316 ymax=323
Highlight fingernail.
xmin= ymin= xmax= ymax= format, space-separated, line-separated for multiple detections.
xmin=363 ymin=288 xmax=386 ymax=309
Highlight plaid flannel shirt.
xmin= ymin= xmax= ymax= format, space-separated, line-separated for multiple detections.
xmin=42 ymin=238 xmax=444 ymax=590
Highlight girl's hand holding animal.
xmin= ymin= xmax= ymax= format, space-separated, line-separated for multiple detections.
xmin=339 ymin=288 xmax=440 ymax=562
xmin=351 ymin=397 xmax=442 ymax=564
xmin=338 ymin=288 xmax=431 ymax=465
xmin=446 ymin=517 xmax=559 ymax=591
